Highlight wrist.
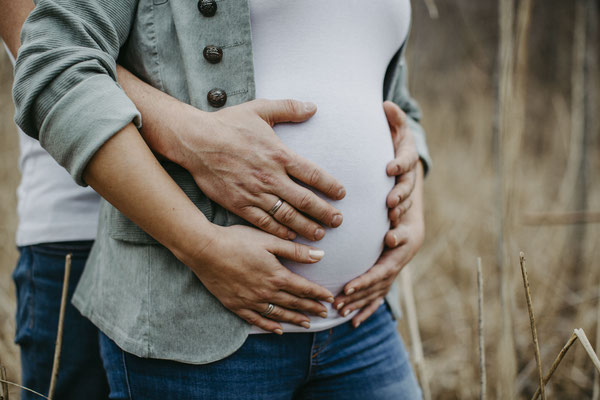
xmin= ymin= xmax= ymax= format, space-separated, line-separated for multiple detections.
xmin=167 ymin=211 xmax=222 ymax=268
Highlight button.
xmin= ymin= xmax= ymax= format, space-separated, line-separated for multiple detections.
xmin=203 ymin=45 xmax=223 ymax=64
xmin=207 ymin=88 xmax=227 ymax=108
xmin=198 ymin=0 xmax=217 ymax=17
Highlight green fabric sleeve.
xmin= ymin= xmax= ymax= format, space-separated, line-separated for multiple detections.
xmin=12 ymin=0 xmax=141 ymax=186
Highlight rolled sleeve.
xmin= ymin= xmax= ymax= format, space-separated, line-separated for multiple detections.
xmin=39 ymin=75 xmax=141 ymax=185
xmin=12 ymin=0 xmax=139 ymax=186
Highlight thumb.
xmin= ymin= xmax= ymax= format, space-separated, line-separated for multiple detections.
xmin=252 ymin=98 xmax=317 ymax=126
xmin=383 ymin=101 xmax=407 ymax=137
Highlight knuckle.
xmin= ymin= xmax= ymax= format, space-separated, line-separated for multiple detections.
xmin=270 ymin=271 xmax=288 ymax=288
xmin=289 ymin=297 xmax=301 ymax=309
xmin=308 ymin=167 xmax=322 ymax=186
xmin=299 ymin=192 xmax=314 ymax=211
xmin=301 ymin=285 xmax=313 ymax=297
xmin=293 ymin=243 xmax=304 ymax=261
xmin=252 ymin=170 xmax=275 ymax=187
xmin=278 ymin=204 xmax=297 ymax=224
xmin=284 ymin=99 xmax=300 ymax=115
xmin=271 ymin=148 xmax=291 ymax=166
xmin=246 ymin=314 xmax=260 ymax=325
xmin=256 ymin=214 xmax=273 ymax=230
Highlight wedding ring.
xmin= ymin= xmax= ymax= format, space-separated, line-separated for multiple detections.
xmin=261 ymin=303 xmax=275 ymax=317
xmin=267 ymin=199 xmax=283 ymax=216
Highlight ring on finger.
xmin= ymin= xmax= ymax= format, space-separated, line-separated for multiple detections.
xmin=261 ymin=303 xmax=276 ymax=317
xmin=267 ymin=199 xmax=284 ymax=216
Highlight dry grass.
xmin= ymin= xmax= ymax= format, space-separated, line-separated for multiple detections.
xmin=0 ymin=0 xmax=599 ymax=399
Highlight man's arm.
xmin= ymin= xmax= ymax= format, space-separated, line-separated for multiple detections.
xmin=0 ymin=0 xmax=32 ymax=57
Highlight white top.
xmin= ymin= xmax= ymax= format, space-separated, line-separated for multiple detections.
xmin=248 ymin=0 xmax=410 ymax=333
xmin=4 ymin=44 xmax=100 ymax=246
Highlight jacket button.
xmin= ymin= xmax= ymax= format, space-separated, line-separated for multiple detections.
xmin=207 ymin=88 xmax=227 ymax=108
xmin=203 ymin=45 xmax=223 ymax=64
xmin=198 ymin=0 xmax=217 ymax=17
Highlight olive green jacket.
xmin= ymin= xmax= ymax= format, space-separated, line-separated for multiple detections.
xmin=13 ymin=0 xmax=431 ymax=364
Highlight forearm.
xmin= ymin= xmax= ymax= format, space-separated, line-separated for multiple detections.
xmin=83 ymin=123 xmax=215 ymax=260
xmin=0 ymin=0 xmax=33 ymax=57
xmin=116 ymin=65 xmax=201 ymax=166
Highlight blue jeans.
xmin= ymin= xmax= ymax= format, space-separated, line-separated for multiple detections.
xmin=100 ymin=303 xmax=422 ymax=399
xmin=13 ymin=242 xmax=109 ymax=400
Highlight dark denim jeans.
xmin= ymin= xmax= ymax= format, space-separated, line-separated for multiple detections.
xmin=13 ymin=242 xmax=109 ymax=400
xmin=100 ymin=302 xmax=422 ymax=400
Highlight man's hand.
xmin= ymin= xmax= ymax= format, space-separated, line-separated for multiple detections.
xmin=187 ymin=224 xmax=335 ymax=334
xmin=179 ymin=99 xmax=345 ymax=241
xmin=116 ymin=69 xmax=346 ymax=243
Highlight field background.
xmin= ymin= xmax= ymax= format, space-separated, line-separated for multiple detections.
xmin=0 ymin=0 xmax=598 ymax=398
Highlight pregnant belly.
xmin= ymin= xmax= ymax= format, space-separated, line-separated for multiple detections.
xmin=274 ymin=104 xmax=395 ymax=297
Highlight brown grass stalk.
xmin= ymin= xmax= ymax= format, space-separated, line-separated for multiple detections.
xmin=477 ymin=258 xmax=486 ymax=400
xmin=519 ymin=252 xmax=545 ymax=399
xmin=400 ymin=265 xmax=431 ymax=400
xmin=0 ymin=365 xmax=8 ymax=400
xmin=0 ymin=378 xmax=49 ymax=400
xmin=48 ymin=254 xmax=71 ymax=400
xmin=531 ymin=333 xmax=578 ymax=400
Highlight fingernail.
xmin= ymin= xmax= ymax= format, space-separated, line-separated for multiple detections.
xmin=304 ymin=102 xmax=317 ymax=113
xmin=314 ymin=228 xmax=325 ymax=240
xmin=326 ymin=296 xmax=334 ymax=303
xmin=346 ymin=288 xmax=355 ymax=296
xmin=319 ymin=311 xmax=328 ymax=318
xmin=337 ymin=188 xmax=346 ymax=199
xmin=343 ymin=309 xmax=350 ymax=317
xmin=336 ymin=302 xmax=344 ymax=310
xmin=301 ymin=321 xmax=311 ymax=329
xmin=274 ymin=328 xmax=283 ymax=335
xmin=309 ymin=249 xmax=324 ymax=261
xmin=331 ymin=214 xmax=343 ymax=227
xmin=287 ymin=231 xmax=297 ymax=240
xmin=355 ymin=321 xmax=361 ymax=328
xmin=392 ymin=233 xmax=399 ymax=247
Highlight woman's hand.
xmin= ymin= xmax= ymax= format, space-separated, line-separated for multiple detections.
xmin=184 ymin=224 xmax=335 ymax=334
xmin=382 ymin=101 xmax=419 ymax=230
xmin=332 ymin=114 xmax=425 ymax=327
xmin=332 ymin=162 xmax=424 ymax=327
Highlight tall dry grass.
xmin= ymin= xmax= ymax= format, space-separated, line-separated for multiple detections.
xmin=0 ymin=0 xmax=598 ymax=399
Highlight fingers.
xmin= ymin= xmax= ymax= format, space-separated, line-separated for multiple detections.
xmin=333 ymin=279 xmax=388 ymax=315
xmin=271 ymin=290 xmax=328 ymax=317
xmin=278 ymin=180 xmax=343 ymax=230
xmin=267 ymin=238 xmax=325 ymax=264
xmin=386 ymin=170 xmax=416 ymax=208
xmin=256 ymin=303 xmax=312 ymax=329
xmin=271 ymin=268 xmax=335 ymax=304
xmin=242 ymin=206 xmax=297 ymax=240
xmin=285 ymin=155 xmax=346 ymax=201
xmin=261 ymin=194 xmax=327 ymax=241
xmin=388 ymin=198 xmax=413 ymax=223
xmin=252 ymin=98 xmax=318 ymax=126
xmin=383 ymin=101 xmax=407 ymax=131
xmin=384 ymin=224 xmax=410 ymax=248
xmin=352 ymin=298 xmax=385 ymax=328
xmin=237 ymin=309 xmax=283 ymax=335
xmin=339 ymin=292 xmax=385 ymax=321
xmin=386 ymin=150 xmax=418 ymax=177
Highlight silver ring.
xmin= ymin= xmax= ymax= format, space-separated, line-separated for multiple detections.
xmin=267 ymin=199 xmax=283 ymax=216
xmin=261 ymin=303 xmax=275 ymax=317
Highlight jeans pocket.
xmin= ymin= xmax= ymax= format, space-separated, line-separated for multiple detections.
xmin=13 ymin=248 xmax=35 ymax=345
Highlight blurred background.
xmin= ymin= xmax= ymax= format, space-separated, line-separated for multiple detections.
xmin=0 ymin=0 xmax=598 ymax=398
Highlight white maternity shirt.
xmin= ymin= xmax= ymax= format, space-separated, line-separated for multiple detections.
xmin=248 ymin=0 xmax=411 ymax=333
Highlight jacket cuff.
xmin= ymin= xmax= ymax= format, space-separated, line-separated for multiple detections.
xmin=39 ymin=74 xmax=142 ymax=186
xmin=406 ymin=116 xmax=431 ymax=175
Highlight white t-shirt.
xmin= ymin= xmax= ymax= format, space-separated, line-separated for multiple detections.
xmin=248 ymin=0 xmax=411 ymax=333
xmin=4 ymin=44 xmax=100 ymax=246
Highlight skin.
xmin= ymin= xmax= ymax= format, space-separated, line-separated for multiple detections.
xmin=2 ymin=0 xmax=423 ymax=331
